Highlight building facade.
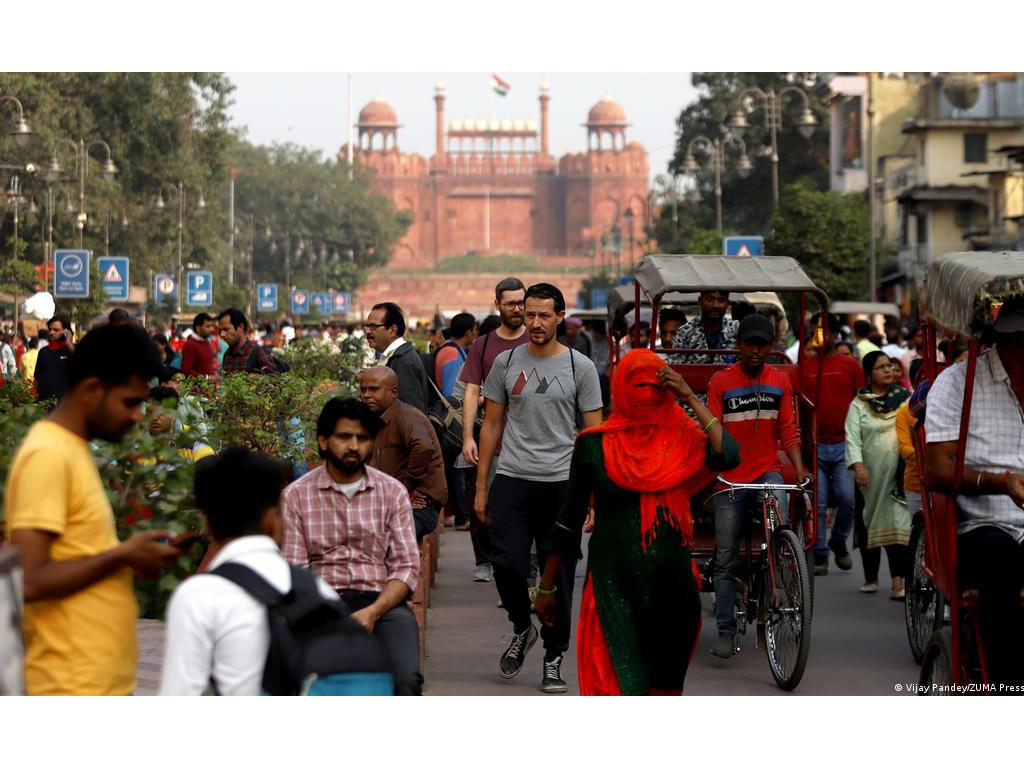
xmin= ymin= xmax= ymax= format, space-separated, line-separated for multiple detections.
xmin=341 ymin=82 xmax=650 ymax=269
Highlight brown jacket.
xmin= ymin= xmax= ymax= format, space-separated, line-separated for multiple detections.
xmin=370 ymin=399 xmax=448 ymax=505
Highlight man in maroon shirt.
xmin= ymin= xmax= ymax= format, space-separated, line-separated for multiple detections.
xmin=459 ymin=277 xmax=528 ymax=583
xmin=800 ymin=312 xmax=864 ymax=575
xmin=179 ymin=313 xmax=216 ymax=377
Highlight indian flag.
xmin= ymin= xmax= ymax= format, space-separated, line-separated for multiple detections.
xmin=490 ymin=74 xmax=511 ymax=97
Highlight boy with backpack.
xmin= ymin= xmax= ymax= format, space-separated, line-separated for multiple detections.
xmin=160 ymin=446 xmax=393 ymax=695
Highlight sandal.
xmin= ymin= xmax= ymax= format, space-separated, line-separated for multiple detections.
xmin=889 ymin=577 xmax=905 ymax=600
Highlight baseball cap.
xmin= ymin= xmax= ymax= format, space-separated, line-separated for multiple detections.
xmin=738 ymin=313 xmax=775 ymax=344
xmin=994 ymin=301 xmax=1024 ymax=333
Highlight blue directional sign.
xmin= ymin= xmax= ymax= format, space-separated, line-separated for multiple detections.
xmin=54 ymin=249 xmax=90 ymax=298
xmin=332 ymin=292 xmax=352 ymax=314
xmin=291 ymin=288 xmax=309 ymax=315
xmin=186 ymin=270 xmax=213 ymax=307
xmin=310 ymin=292 xmax=331 ymax=315
xmin=153 ymin=274 xmax=177 ymax=306
xmin=590 ymin=288 xmax=610 ymax=309
xmin=724 ymin=236 xmax=764 ymax=257
xmin=98 ymin=256 xmax=130 ymax=301
xmin=257 ymin=283 xmax=278 ymax=312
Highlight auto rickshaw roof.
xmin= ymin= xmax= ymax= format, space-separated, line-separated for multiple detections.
xmin=635 ymin=254 xmax=827 ymax=305
xmin=925 ymin=251 xmax=1024 ymax=336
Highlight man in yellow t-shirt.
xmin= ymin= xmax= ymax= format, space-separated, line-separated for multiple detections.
xmin=18 ymin=338 xmax=39 ymax=382
xmin=4 ymin=324 xmax=184 ymax=695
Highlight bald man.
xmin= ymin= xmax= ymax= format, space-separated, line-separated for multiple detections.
xmin=359 ymin=367 xmax=448 ymax=541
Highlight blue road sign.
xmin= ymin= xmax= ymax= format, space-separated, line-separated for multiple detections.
xmin=98 ymin=257 xmax=130 ymax=301
xmin=291 ymin=289 xmax=309 ymax=315
xmin=332 ymin=292 xmax=352 ymax=314
xmin=310 ymin=292 xmax=331 ymax=315
xmin=257 ymin=283 xmax=278 ymax=312
xmin=723 ymin=236 xmax=764 ymax=257
xmin=153 ymin=274 xmax=177 ymax=305
xmin=618 ymin=275 xmax=634 ymax=286
xmin=590 ymin=288 xmax=610 ymax=308
xmin=54 ymin=249 xmax=90 ymax=298
xmin=186 ymin=270 xmax=213 ymax=307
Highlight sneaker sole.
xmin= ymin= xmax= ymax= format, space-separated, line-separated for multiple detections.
xmin=498 ymin=631 xmax=538 ymax=679
xmin=541 ymin=683 xmax=568 ymax=694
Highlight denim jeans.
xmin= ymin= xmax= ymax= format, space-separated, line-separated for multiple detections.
xmin=713 ymin=471 xmax=788 ymax=635
xmin=814 ymin=441 xmax=855 ymax=558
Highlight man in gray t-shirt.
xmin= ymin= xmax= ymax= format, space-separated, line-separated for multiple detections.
xmin=475 ymin=283 xmax=602 ymax=694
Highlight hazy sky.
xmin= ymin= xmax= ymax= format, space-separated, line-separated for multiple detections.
xmin=225 ymin=73 xmax=698 ymax=185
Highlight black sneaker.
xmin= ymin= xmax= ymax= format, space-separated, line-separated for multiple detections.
xmin=814 ymin=554 xmax=829 ymax=576
xmin=711 ymin=632 xmax=737 ymax=659
xmin=540 ymin=655 xmax=568 ymax=694
xmin=828 ymin=539 xmax=853 ymax=570
xmin=498 ymin=623 xmax=538 ymax=679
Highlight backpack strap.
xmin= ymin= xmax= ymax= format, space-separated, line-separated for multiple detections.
xmin=209 ymin=562 xmax=285 ymax=607
xmin=569 ymin=347 xmax=579 ymax=415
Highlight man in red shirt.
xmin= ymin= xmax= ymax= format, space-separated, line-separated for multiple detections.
xmin=707 ymin=313 xmax=813 ymax=659
xmin=800 ymin=312 xmax=864 ymax=575
xmin=179 ymin=313 xmax=216 ymax=378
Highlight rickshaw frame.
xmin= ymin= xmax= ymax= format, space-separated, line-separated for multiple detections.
xmin=915 ymin=250 xmax=1024 ymax=693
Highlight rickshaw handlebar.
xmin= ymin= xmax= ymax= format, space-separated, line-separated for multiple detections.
xmin=712 ymin=475 xmax=814 ymax=495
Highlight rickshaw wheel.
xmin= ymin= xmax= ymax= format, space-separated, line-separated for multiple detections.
xmin=905 ymin=519 xmax=944 ymax=664
xmin=761 ymin=528 xmax=812 ymax=691
xmin=920 ymin=628 xmax=954 ymax=694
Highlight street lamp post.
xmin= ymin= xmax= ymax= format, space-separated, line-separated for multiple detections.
xmin=154 ymin=181 xmax=207 ymax=312
xmin=681 ymin=134 xmax=753 ymax=232
xmin=726 ymin=85 xmax=818 ymax=205
xmin=41 ymin=186 xmax=76 ymax=293
xmin=0 ymin=95 xmax=33 ymax=149
xmin=611 ymin=222 xmax=622 ymax=278
xmin=47 ymin=137 xmax=118 ymax=248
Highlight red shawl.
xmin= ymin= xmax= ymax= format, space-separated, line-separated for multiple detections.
xmin=579 ymin=349 xmax=712 ymax=550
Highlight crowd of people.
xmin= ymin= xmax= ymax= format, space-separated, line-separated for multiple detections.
xmin=2 ymin=278 xmax=1023 ymax=696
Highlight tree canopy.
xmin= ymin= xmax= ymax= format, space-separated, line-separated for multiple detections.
xmin=0 ymin=73 xmax=410 ymax=323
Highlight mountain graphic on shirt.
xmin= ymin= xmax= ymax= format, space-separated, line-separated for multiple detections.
xmin=511 ymin=367 xmax=567 ymax=396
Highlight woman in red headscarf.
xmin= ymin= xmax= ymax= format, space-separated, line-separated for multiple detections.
xmin=535 ymin=348 xmax=739 ymax=695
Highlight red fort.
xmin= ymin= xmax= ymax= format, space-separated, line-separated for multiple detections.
xmin=342 ymin=80 xmax=650 ymax=317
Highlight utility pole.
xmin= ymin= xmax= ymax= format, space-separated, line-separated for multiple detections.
xmin=867 ymin=73 xmax=877 ymax=301
xmin=228 ymin=168 xmax=237 ymax=285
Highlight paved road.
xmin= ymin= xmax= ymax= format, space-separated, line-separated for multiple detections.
xmin=424 ymin=529 xmax=923 ymax=696
xmin=135 ymin=527 xmax=922 ymax=696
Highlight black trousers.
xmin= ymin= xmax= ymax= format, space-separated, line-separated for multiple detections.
xmin=854 ymin=487 xmax=910 ymax=582
xmin=338 ymin=590 xmax=422 ymax=696
xmin=413 ymin=500 xmax=441 ymax=543
xmin=959 ymin=526 xmax=1024 ymax=690
xmin=488 ymin=474 xmax=574 ymax=655
xmin=462 ymin=467 xmax=491 ymax=566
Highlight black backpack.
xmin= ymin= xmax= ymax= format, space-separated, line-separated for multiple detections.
xmin=425 ymin=339 xmax=466 ymax=408
xmin=210 ymin=562 xmax=394 ymax=696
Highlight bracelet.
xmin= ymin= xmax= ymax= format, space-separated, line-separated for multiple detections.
xmin=535 ymin=585 xmax=557 ymax=596
xmin=703 ymin=417 xmax=719 ymax=434
xmin=976 ymin=471 xmax=984 ymax=490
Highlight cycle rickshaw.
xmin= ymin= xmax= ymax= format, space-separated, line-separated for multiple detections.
xmin=913 ymin=250 xmax=1024 ymax=692
xmin=618 ymin=254 xmax=827 ymax=691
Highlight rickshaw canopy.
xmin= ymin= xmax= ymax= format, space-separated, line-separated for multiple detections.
xmin=830 ymin=301 xmax=901 ymax=318
xmin=635 ymin=254 xmax=827 ymax=306
xmin=924 ymin=251 xmax=1024 ymax=337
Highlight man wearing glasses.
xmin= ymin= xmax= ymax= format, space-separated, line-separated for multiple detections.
xmin=364 ymin=302 xmax=429 ymax=413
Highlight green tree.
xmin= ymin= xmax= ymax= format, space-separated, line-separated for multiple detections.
xmin=667 ymin=73 xmax=831 ymax=238
xmin=227 ymin=140 xmax=411 ymax=296
xmin=765 ymin=179 xmax=873 ymax=302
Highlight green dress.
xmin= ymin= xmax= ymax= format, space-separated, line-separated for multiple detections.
xmin=543 ymin=431 xmax=738 ymax=695
xmin=844 ymin=396 xmax=912 ymax=548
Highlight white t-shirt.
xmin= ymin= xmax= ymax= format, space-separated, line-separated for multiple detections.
xmin=159 ymin=535 xmax=338 ymax=696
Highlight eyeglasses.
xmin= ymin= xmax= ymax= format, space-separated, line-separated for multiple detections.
xmin=500 ymin=301 xmax=525 ymax=309
xmin=363 ymin=323 xmax=388 ymax=331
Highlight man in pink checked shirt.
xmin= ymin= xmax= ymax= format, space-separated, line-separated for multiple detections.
xmin=281 ymin=397 xmax=422 ymax=695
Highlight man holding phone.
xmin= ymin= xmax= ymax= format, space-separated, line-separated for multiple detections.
xmin=33 ymin=314 xmax=74 ymax=405
xmin=5 ymin=323 xmax=185 ymax=695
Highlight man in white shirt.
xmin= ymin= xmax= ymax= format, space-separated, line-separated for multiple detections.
xmin=160 ymin=446 xmax=336 ymax=696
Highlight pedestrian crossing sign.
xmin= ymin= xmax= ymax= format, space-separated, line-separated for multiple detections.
xmin=98 ymin=256 xmax=130 ymax=301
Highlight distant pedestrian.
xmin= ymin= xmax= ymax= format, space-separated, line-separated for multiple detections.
xmin=475 ymin=282 xmax=602 ymax=693
xmin=656 ymin=308 xmax=687 ymax=355
xmin=179 ymin=312 xmax=217 ymax=377
xmin=434 ymin=312 xmax=477 ymax=397
xmin=107 ymin=308 xmax=133 ymax=327
xmin=668 ymin=291 xmax=737 ymax=365
xmin=18 ymin=337 xmax=39 ymax=382
xmin=218 ymin=308 xmax=284 ymax=375
xmin=0 ymin=331 xmax=16 ymax=378
xmin=852 ymin=320 xmax=880 ymax=360
xmin=33 ymin=315 xmax=74 ymax=404
xmin=558 ymin=316 xmax=592 ymax=358
xmin=364 ymin=302 xmax=428 ymax=413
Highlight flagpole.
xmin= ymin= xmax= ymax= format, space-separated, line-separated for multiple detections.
xmin=486 ymin=84 xmax=496 ymax=251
